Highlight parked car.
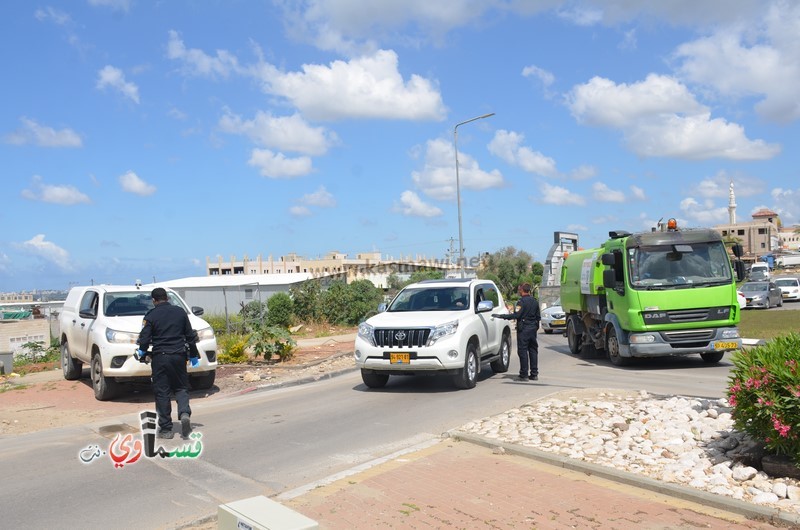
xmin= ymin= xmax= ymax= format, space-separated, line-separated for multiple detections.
xmin=355 ymin=278 xmax=511 ymax=389
xmin=739 ymin=281 xmax=783 ymax=309
xmin=775 ymin=277 xmax=800 ymax=301
xmin=540 ymin=301 xmax=566 ymax=334
xmin=59 ymin=284 xmax=217 ymax=400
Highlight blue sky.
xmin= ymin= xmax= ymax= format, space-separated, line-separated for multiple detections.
xmin=2 ymin=0 xmax=799 ymax=292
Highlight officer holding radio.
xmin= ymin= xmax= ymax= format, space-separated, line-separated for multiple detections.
xmin=136 ymin=287 xmax=200 ymax=439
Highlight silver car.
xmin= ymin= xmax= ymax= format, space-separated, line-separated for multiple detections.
xmin=540 ymin=301 xmax=566 ymax=334
xmin=740 ymin=281 xmax=783 ymax=309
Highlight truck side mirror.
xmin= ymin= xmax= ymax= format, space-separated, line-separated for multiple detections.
xmin=734 ymin=261 xmax=745 ymax=282
xmin=732 ymin=244 xmax=743 ymax=258
xmin=601 ymin=253 xmax=616 ymax=266
xmin=602 ymin=269 xmax=617 ymax=290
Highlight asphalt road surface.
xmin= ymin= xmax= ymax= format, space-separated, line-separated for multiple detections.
xmin=0 ymin=332 xmax=751 ymax=529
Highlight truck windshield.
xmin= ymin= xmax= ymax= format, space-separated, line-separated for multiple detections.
xmin=627 ymin=241 xmax=732 ymax=290
xmin=104 ymin=291 xmax=188 ymax=316
xmin=388 ymin=287 xmax=470 ymax=312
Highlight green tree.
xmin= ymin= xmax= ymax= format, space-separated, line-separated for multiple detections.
xmin=320 ymin=281 xmax=350 ymax=325
xmin=266 ymin=292 xmax=294 ymax=327
xmin=344 ymin=279 xmax=384 ymax=324
xmin=290 ymin=280 xmax=322 ymax=322
xmin=481 ymin=247 xmax=540 ymax=301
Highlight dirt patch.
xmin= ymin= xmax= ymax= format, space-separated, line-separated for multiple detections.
xmin=0 ymin=333 xmax=356 ymax=436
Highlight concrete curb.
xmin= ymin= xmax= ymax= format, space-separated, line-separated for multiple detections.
xmin=448 ymin=430 xmax=800 ymax=527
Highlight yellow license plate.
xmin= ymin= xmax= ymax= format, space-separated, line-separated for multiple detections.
xmin=552 ymin=319 xmax=566 ymax=326
xmin=714 ymin=341 xmax=738 ymax=350
xmin=390 ymin=353 xmax=411 ymax=364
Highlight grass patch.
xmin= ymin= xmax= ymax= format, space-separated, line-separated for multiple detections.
xmin=739 ymin=308 xmax=800 ymax=341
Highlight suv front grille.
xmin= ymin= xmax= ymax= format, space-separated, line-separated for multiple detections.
xmin=374 ymin=328 xmax=431 ymax=348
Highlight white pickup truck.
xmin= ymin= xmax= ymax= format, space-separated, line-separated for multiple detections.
xmin=59 ymin=284 xmax=218 ymax=400
xmin=354 ymin=278 xmax=512 ymax=389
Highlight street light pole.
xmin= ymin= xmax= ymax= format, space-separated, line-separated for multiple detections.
xmin=454 ymin=112 xmax=494 ymax=278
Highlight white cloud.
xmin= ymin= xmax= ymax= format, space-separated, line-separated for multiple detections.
xmin=679 ymin=197 xmax=729 ymax=224
xmin=630 ymin=185 xmax=646 ymax=200
xmin=88 ymin=0 xmax=131 ymax=12
xmin=96 ymin=65 xmax=140 ymax=104
xmin=770 ymin=187 xmax=799 ymax=226
xmin=488 ymin=130 xmax=558 ymax=178
xmin=34 ymin=7 xmax=72 ymax=25
xmin=4 ymin=117 xmax=82 ymax=147
xmin=166 ymin=30 xmax=242 ymax=79
xmin=248 ymin=149 xmax=313 ymax=179
xmin=567 ymin=74 xmax=780 ymax=160
xmin=299 ymin=186 xmax=336 ymax=208
xmin=592 ymin=181 xmax=625 ymax=202
xmin=219 ymin=110 xmax=335 ymax=156
xmin=522 ymin=64 xmax=555 ymax=96
xmin=569 ymin=165 xmax=596 ymax=180
xmin=264 ymin=50 xmax=446 ymax=121
xmin=118 ymin=171 xmax=156 ymax=196
xmin=290 ymin=206 xmax=312 ymax=217
xmin=538 ymin=183 xmax=586 ymax=206
xmin=21 ymin=176 xmax=90 ymax=205
xmin=17 ymin=234 xmax=73 ymax=271
xmin=411 ymin=138 xmax=503 ymax=200
xmin=394 ymin=191 xmax=442 ymax=217
xmin=690 ymin=172 xmax=763 ymax=199
xmin=673 ymin=2 xmax=800 ymax=123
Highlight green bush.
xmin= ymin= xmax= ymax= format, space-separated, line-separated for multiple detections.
xmin=205 ymin=313 xmax=245 ymax=335
xmin=248 ymin=322 xmax=296 ymax=362
xmin=727 ymin=333 xmax=800 ymax=462
xmin=13 ymin=341 xmax=59 ymax=366
xmin=290 ymin=280 xmax=322 ymax=323
xmin=267 ymin=292 xmax=294 ymax=328
xmin=217 ymin=333 xmax=251 ymax=364
xmin=319 ymin=280 xmax=383 ymax=326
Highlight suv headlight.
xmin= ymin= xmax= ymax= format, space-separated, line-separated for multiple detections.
xmin=427 ymin=320 xmax=458 ymax=346
xmin=358 ymin=322 xmax=376 ymax=346
xmin=106 ymin=328 xmax=139 ymax=344
xmin=197 ymin=326 xmax=215 ymax=341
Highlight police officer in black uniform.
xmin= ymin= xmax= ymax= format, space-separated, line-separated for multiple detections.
xmin=136 ymin=287 xmax=200 ymax=439
xmin=493 ymin=283 xmax=541 ymax=381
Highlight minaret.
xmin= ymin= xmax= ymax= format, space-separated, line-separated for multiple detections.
xmin=728 ymin=180 xmax=737 ymax=225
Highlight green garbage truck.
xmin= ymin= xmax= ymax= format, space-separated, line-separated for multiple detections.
xmin=560 ymin=218 xmax=745 ymax=366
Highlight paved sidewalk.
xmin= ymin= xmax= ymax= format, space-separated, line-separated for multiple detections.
xmin=277 ymin=438 xmax=797 ymax=530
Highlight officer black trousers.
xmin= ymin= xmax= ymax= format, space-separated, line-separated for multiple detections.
xmin=517 ymin=326 xmax=539 ymax=378
xmin=151 ymin=353 xmax=191 ymax=432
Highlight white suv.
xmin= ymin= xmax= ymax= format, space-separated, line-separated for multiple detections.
xmin=354 ymin=278 xmax=511 ymax=389
xmin=59 ymin=284 xmax=217 ymax=400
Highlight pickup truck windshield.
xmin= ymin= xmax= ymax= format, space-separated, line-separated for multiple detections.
xmin=388 ymin=286 xmax=470 ymax=312
xmin=104 ymin=291 xmax=188 ymax=316
xmin=627 ymin=241 xmax=732 ymax=290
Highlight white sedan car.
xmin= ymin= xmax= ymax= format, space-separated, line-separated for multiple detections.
xmin=775 ymin=277 xmax=800 ymax=301
xmin=540 ymin=302 xmax=566 ymax=334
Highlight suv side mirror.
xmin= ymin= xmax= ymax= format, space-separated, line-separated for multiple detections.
xmin=476 ymin=300 xmax=494 ymax=313
xmin=377 ymin=303 xmax=387 ymax=313
xmin=191 ymin=306 xmax=205 ymax=316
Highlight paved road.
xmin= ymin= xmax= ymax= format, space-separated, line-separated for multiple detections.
xmin=0 ymin=333 xmax=749 ymax=529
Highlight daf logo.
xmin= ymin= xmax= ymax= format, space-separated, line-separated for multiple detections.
xmin=395 ymin=331 xmax=407 ymax=341
xmin=644 ymin=312 xmax=667 ymax=320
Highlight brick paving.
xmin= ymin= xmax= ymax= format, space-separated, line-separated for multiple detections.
xmin=283 ymin=439 xmax=790 ymax=530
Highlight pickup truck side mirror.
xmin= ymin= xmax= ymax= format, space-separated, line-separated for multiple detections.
xmin=476 ymin=300 xmax=494 ymax=313
xmin=79 ymin=308 xmax=97 ymax=319
xmin=191 ymin=306 xmax=205 ymax=316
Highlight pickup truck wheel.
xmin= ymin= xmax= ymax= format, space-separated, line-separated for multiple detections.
xmin=605 ymin=326 xmax=630 ymax=366
xmin=566 ymin=318 xmax=581 ymax=355
xmin=490 ymin=332 xmax=511 ymax=373
xmin=91 ymin=354 xmax=120 ymax=401
xmin=361 ymin=369 xmax=389 ymax=389
xmin=700 ymin=352 xmax=724 ymax=363
xmin=190 ymin=370 xmax=216 ymax=390
xmin=61 ymin=340 xmax=82 ymax=381
xmin=454 ymin=343 xmax=478 ymax=389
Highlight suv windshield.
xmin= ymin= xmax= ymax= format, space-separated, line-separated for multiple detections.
xmin=387 ymin=286 xmax=469 ymax=312
xmin=103 ymin=291 xmax=187 ymax=316
xmin=628 ymin=240 xmax=732 ymax=289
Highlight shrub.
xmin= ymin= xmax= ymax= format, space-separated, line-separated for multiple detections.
xmin=248 ymin=322 xmax=295 ymax=362
xmin=267 ymin=292 xmax=294 ymax=328
xmin=14 ymin=341 xmax=59 ymax=365
xmin=217 ymin=333 xmax=251 ymax=364
xmin=205 ymin=313 xmax=245 ymax=335
xmin=290 ymin=280 xmax=322 ymax=323
xmin=727 ymin=333 xmax=800 ymax=462
xmin=240 ymin=301 xmax=267 ymax=326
